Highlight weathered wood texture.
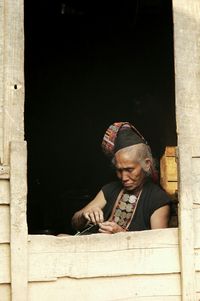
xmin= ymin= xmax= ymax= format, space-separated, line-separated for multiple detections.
xmin=10 ymin=141 xmax=28 ymax=301
xmin=28 ymin=229 xmax=179 ymax=281
xmin=2 ymin=0 xmax=24 ymax=165
xmin=30 ymin=227 xmax=178 ymax=253
xmin=0 ymin=228 xmax=181 ymax=301
xmin=0 ymin=0 xmax=4 ymax=162
xmin=176 ymin=147 xmax=196 ymax=301
xmin=191 ymin=157 xmax=200 ymax=205
xmin=0 ymin=228 xmax=180 ymax=284
xmin=0 ymin=165 xmax=9 ymax=179
xmin=0 ymin=243 xmax=10 ymax=283
xmin=0 ymin=284 xmax=11 ymax=301
xmin=28 ymin=275 xmax=181 ymax=301
xmin=194 ymin=208 xmax=200 ymax=248
xmin=196 ymin=272 xmax=200 ymax=291
xmin=0 ymin=180 xmax=10 ymax=204
xmin=0 ymin=205 xmax=10 ymax=243
xmin=173 ymin=0 xmax=200 ymax=300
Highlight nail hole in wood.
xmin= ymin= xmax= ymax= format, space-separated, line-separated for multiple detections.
xmin=14 ymin=84 xmax=18 ymax=90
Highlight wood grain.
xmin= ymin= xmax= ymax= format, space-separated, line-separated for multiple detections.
xmin=0 ymin=205 xmax=9 ymax=243
xmin=28 ymin=229 xmax=179 ymax=281
xmin=173 ymin=0 xmax=200 ymax=299
xmin=3 ymin=0 xmax=25 ymax=164
xmin=0 ymin=284 xmax=10 ymax=301
xmin=10 ymin=142 xmax=28 ymax=300
xmin=0 ymin=244 xmax=10 ymax=284
xmin=28 ymin=274 xmax=181 ymax=301
xmin=0 ymin=180 xmax=10 ymax=204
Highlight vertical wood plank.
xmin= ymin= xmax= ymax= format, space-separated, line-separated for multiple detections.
xmin=0 ymin=180 xmax=10 ymax=204
xmin=0 ymin=205 xmax=10 ymax=243
xmin=10 ymin=141 xmax=28 ymax=301
xmin=0 ymin=0 xmax=5 ymax=162
xmin=177 ymin=147 xmax=196 ymax=301
xmin=173 ymin=0 xmax=200 ymax=300
xmin=3 ymin=0 xmax=24 ymax=164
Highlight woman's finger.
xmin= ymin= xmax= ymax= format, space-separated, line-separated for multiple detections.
xmin=83 ymin=212 xmax=91 ymax=221
xmin=89 ymin=212 xmax=97 ymax=225
xmin=101 ymin=221 xmax=114 ymax=227
xmin=99 ymin=228 xmax=112 ymax=234
xmin=99 ymin=210 xmax=104 ymax=223
xmin=83 ymin=208 xmax=104 ymax=225
xmin=94 ymin=210 xmax=101 ymax=224
xmin=99 ymin=224 xmax=113 ymax=233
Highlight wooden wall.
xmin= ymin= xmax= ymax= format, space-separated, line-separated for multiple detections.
xmin=0 ymin=3 xmax=9 ymax=298
xmin=0 ymin=0 xmax=200 ymax=300
xmin=0 ymin=0 xmax=25 ymax=300
xmin=173 ymin=0 xmax=200 ymax=300
xmin=0 ymin=228 xmax=181 ymax=301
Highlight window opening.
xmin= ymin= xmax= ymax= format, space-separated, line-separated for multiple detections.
xmin=25 ymin=0 xmax=177 ymax=235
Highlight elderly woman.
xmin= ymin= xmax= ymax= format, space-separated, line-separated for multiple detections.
xmin=72 ymin=122 xmax=171 ymax=234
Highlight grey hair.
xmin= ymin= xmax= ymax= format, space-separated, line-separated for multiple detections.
xmin=112 ymin=143 xmax=155 ymax=176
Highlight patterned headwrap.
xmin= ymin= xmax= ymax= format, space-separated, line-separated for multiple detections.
xmin=102 ymin=121 xmax=158 ymax=183
xmin=101 ymin=122 xmax=148 ymax=157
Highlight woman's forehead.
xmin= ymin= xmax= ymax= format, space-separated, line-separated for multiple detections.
xmin=115 ymin=150 xmax=139 ymax=164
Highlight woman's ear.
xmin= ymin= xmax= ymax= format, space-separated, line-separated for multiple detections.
xmin=144 ymin=158 xmax=151 ymax=172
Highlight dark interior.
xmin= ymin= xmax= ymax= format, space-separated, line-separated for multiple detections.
xmin=25 ymin=0 xmax=177 ymax=234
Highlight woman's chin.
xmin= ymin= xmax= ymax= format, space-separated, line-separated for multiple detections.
xmin=124 ymin=185 xmax=135 ymax=191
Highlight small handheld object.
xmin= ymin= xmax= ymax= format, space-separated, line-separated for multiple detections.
xmin=75 ymin=224 xmax=100 ymax=236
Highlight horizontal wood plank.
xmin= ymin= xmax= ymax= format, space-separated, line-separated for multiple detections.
xmin=110 ymin=296 xmax=181 ymax=301
xmin=0 ymin=205 xmax=10 ymax=243
xmin=0 ymin=284 xmax=11 ymax=301
xmin=193 ymin=208 xmax=200 ymax=248
xmin=195 ymin=250 xmax=200 ymax=272
xmin=0 ymin=166 xmax=10 ymax=179
xmin=29 ymin=247 xmax=180 ymax=280
xmin=29 ymin=228 xmax=178 ymax=252
xmin=0 ymin=244 xmax=10 ymax=284
xmin=28 ymin=274 xmax=181 ymax=301
xmin=196 ymin=272 xmax=200 ymax=292
xmin=28 ymin=229 xmax=179 ymax=281
xmin=0 ymin=180 xmax=10 ymax=204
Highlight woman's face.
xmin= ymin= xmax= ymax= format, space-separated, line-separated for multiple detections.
xmin=114 ymin=150 xmax=148 ymax=191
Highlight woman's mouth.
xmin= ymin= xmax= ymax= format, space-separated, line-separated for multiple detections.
xmin=123 ymin=183 xmax=134 ymax=188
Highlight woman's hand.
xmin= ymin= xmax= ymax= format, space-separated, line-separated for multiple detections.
xmin=82 ymin=207 xmax=104 ymax=225
xmin=99 ymin=221 xmax=126 ymax=234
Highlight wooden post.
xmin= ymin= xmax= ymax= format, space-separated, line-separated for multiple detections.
xmin=173 ymin=1 xmax=200 ymax=300
xmin=10 ymin=141 xmax=28 ymax=301
xmin=0 ymin=0 xmax=5 ymax=162
xmin=1 ymin=0 xmax=27 ymax=300
xmin=2 ymin=0 xmax=25 ymax=165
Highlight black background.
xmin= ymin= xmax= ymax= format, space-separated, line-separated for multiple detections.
xmin=25 ymin=0 xmax=176 ymax=234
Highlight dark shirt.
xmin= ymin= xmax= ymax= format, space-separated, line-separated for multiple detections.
xmin=102 ymin=180 xmax=172 ymax=231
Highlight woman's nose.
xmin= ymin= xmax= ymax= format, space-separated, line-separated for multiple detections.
xmin=121 ymin=171 xmax=129 ymax=181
